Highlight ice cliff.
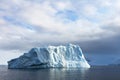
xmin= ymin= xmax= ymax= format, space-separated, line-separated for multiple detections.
xmin=8 ymin=44 xmax=90 ymax=68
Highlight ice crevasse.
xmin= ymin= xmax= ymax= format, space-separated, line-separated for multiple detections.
xmin=8 ymin=44 xmax=90 ymax=68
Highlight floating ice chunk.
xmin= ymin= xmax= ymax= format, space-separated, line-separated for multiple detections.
xmin=8 ymin=44 xmax=90 ymax=68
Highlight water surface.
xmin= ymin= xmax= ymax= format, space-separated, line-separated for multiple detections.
xmin=0 ymin=65 xmax=120 ymax=80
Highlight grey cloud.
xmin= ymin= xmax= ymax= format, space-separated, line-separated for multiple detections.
xmin=79 ymin=34 xmax=120 ymax=54
xmin=102 ymin=24 xmax=120 ymax=33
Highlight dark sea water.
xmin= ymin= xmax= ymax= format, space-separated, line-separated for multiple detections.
xmin=0 ymin=65 xmax=120 ymax=80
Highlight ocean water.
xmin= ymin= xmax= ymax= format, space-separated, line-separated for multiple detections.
xmin=0 ymin=65 xmax=120 ymax=80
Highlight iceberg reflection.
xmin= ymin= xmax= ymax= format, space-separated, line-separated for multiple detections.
xmin=48 ymin=68 xmax=89 ymax=80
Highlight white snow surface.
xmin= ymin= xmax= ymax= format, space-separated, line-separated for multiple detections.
xmin=8 ymin=44 xmax=90 ymax=68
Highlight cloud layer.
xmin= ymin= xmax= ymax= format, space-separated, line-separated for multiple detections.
xmin=0 ymin=0 xmax=120 ymax=64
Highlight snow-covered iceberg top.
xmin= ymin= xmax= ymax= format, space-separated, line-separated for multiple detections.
xmin=8 ymin=44 xmax=90 ymax=68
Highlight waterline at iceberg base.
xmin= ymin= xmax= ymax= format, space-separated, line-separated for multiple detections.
xmin=8 ymin=44 xmax=90 ymax=69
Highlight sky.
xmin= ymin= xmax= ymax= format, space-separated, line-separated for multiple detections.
xmin=0 ymin=0 xmax=120 ymax=65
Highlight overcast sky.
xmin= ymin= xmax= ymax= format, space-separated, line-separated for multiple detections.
xmin=0 ymin=0 xmax=120 ymax=65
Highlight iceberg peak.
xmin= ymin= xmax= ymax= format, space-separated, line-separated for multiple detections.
xmin=8 ymin=44 xmax=90 ymax=69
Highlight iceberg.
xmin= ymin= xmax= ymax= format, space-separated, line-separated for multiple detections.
xmin=8 ymin=44 xmax=90 ymax=68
